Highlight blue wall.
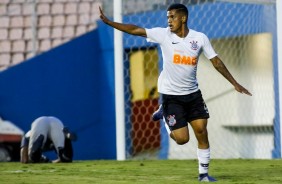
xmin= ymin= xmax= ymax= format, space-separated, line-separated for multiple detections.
xmin=0 ymin=29 xmax=116 ymax=160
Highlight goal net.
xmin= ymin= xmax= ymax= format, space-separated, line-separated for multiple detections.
xmin=105 ymin=0 xmax=277 ymax=159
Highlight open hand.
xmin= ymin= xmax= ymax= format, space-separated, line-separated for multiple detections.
xmin=234 ymin=83 xmax=252 ymax=96
xmin=99 ymin=6 xmax=109 ymax=24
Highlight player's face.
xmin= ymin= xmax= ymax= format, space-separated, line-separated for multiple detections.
xmin=167 ymin=10 xmax=183 ymax=33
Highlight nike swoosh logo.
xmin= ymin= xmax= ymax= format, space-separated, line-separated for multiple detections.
xmin=172 ymin=42 xmax=179 ymax=44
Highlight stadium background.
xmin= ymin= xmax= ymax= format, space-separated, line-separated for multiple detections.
xmin=0 ymin=0 xmax=280 ymax=160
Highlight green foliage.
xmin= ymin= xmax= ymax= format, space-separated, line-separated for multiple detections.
xmin=0 ymin=159 xmax=281 ymax=184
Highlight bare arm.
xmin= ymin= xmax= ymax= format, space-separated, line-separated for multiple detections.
xmin=20 ymin=146 xmax=29 ymax=163
xmin=99 ymin=7 xmax=146 ymax=37
xmin=210 ymin=56 xmax=252 ymax=96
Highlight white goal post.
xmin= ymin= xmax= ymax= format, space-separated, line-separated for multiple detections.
xmin=114 ymin=0 xmax=126 ymax=161
xmin=276 ymin=0 xmax=282 ymax=157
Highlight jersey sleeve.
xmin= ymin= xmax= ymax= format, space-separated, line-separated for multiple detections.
xmin=145 ymin=27 xmax=166 ymax=44
xmin=202 ymin=33 xmax=217 ymax=59
xmin=20 ymin=135 xmax=29 ymax=148
xmin=20 ymin=130 xmax=31 ymax=148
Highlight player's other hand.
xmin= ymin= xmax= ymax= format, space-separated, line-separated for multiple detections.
xmin=99 ymin=6 xmax=110 ymax=24
xmin=234 ymin=83 xmax=252 ymax=96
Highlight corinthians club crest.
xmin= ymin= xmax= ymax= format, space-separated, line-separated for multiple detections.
xmin=190 ymin=40 xmax=199 ymax=50
xmin=167 ymin=115 xmax=176 ymax=126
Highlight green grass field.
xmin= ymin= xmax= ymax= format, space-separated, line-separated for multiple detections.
xmin=0 ymin=159 xmax=282 ymax=184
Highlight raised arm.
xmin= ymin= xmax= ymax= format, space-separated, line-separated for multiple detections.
xmin=99 ymin=7 xmax=147 ymax=37
xmin=210 ymin=56 xmax=252 ymax=96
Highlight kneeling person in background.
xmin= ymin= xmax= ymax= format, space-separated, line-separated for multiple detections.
xmin=20 ymin=116 xmax=77 ymax=163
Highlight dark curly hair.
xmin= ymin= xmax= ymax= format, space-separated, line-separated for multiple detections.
xmin=167 ymin=3 xmax=189 ymax=18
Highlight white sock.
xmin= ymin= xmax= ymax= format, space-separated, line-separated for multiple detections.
xmin=197 ymin=148 xmax=210 ymax=174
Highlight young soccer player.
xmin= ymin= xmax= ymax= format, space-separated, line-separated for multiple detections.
xmin=99 ymin=4 xmax=252 ymax=182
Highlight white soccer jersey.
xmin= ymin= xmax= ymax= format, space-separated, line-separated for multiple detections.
xmin=146 ymin=27 xmax=217 ymax=95
xmin=28 ymin=116 xmax=65 ymax=155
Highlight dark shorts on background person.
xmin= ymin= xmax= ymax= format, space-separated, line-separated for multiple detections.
xmin=162 ymin=90 xmax=210 ymax=131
